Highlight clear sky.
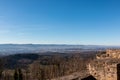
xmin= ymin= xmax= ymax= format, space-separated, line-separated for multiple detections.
xmin=0 ymin=0 xmax=120 ymax=45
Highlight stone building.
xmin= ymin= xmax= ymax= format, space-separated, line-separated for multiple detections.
xmin=88 ymin=49 xmax=120 ymax=80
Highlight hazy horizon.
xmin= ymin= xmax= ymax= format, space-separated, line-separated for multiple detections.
xmin=0 ymin=43 xmax=120 ymax=46
xmin=0 ymin=0 xmax=120 ymax=45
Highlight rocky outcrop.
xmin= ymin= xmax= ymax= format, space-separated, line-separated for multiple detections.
xmin=88 ymin=49 xmax=120 ymax=80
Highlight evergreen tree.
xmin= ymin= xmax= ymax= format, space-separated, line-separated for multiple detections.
xmin=18 ymin=69 xmax=23 ymax=80
xmin=14 ymin=69 xmax=18 ymax=80
xmin=0 ymin=59 xmax=3 ymax=80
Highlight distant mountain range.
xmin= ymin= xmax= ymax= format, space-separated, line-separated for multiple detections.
xmin=0 ymin=44 xmax=120 ymax=55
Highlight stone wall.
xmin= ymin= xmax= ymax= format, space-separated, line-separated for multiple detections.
xmin=106 ymin=49 xmax=120 ymax=59
xmin=88 ymin=59 xmax=118 ymax=80
xmin=96 ymin=49 xmax=120 ymax=59
xmin=88 ymin=49 xmax=120 ymax=80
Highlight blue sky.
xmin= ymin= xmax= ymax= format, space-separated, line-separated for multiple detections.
xmin=0 ymin=0 xmax=120 ymax=45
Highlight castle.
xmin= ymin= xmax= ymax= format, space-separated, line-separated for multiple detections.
xmin=88 ymin=49 xmax=120 ymax=80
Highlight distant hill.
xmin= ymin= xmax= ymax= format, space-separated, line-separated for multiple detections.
xmin=0 ymin=44 xmax=120 ymax=55
xmin=3 ymin=53 xmax=40 ymax=69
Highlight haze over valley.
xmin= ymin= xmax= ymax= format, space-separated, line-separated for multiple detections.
xmin=0 ymin=44 xmax=120 ymax=56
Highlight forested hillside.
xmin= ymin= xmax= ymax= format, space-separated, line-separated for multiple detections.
xmin=0 ymin=51 xmax=97 ymax=80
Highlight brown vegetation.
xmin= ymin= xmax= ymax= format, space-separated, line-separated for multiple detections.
xmin=0 ymin=52 xmax=96 ymax=80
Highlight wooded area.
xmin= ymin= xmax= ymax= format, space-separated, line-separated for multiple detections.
xmin=0 ymin=52 xmax=96 ymax=80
